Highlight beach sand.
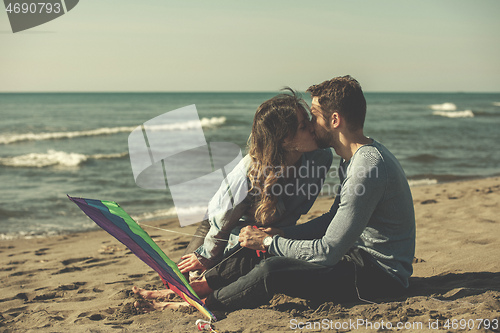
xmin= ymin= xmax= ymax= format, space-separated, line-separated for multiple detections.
xmin=1 ymin=177 xmax=499 ymax=332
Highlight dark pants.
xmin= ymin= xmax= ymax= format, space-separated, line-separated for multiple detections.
xmin=205 ymin=250 xmax=405 ymax=311
xmin=204 ymin=247 xmax=270 ymax=290
xmin=181 ymin=219 xmax=268 ymax=288
xmin=183 ymin=221 xmax=405 ymax=311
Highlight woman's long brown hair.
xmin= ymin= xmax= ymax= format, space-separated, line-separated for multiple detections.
xmin=247 ymin=88 xmax=308 ymax=225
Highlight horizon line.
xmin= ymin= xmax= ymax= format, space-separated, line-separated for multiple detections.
xmin=1 ymin=90 xmax=500 ymax=94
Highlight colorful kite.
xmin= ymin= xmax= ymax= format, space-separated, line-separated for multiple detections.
xmin=68 ymin=195 xmax=216 ymax=322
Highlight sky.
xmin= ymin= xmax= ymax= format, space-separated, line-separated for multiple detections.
xmin=1 ymin=0 xmax=499 ymax=92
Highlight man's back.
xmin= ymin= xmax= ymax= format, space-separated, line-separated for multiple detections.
xmin=348 ymin=140 xmax=416 ymax=287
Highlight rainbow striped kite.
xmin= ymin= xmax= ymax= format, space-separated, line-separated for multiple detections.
xmin=68 ymin=195 xmax=216 ymax=321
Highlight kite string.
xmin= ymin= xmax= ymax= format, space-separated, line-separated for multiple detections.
xmin=139 ymin=222 xmax=246 ymax=280
xmin=196 ymin=247 xmax=244 ymax=280
xmin=139 ymin=223 xmax=244 ymax=279
xmin=138 ymin=223 xmax=230 ymax=242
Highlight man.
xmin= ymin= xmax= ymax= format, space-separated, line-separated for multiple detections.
xmin=133 ymin=76 xmax=416 ymax=311
xmin=202 ymin=75 xmax=416 ymax=309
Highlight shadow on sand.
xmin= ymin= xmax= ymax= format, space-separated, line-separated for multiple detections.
xmin=407 ymin=271 xmax=500 ymax=301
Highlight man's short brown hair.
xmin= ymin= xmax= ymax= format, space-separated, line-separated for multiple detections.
xmin=307 ymin=75 xmax=366 ymax=132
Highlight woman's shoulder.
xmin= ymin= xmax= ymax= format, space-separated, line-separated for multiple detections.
xmin=225 ymin=154 xmax=252 ymax=174
xmin=215 ymin=154 xmax=252 ymax=189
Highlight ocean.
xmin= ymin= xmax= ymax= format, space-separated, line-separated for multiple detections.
xmin=1 ymin=92 xmax=500 ymax=239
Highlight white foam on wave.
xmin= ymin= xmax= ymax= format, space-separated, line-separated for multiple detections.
xmin=132 ymin=205 xmax=208 ymax=222
xmin=0 ymin=150 xmax=128 ymax=168
xmin=0 ymin=232 xmax=51 ymax=240
xmin=0 ymin=117 xmax=226 ymax=145
xmin=0 ymin=222 xmax=96 ymax=240
xmin=429 ymin=103 xmax=457 ymax=111
xmin=0 ymin=127 xmax=136 ymax=145
xmin=408 ymin=178 xmax=438 ymax=187
xmin=132 ymin=207 xmax=178 ymax=222
xmin=432 ymin=110 xmax=474 ymax=118
xmin=144 ymin=117 xmax=226 ymax=132
xmin=493 ymin=102 xmax=500 ymax=107
xmin=90 ymin=152 xmax=129 ymax=160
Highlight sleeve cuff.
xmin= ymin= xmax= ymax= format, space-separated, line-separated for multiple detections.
xmin=194 ymin=248 xmax=218 ymax=269
xmin=268 ymin=235 xmax=281 ymax=256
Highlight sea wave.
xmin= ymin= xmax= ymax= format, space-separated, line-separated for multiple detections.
xmin=432 ymin=110 xmax=474 ymax=118
xmin=473 ymin=110 xmax=500 ymax=117
xmin=409 ymin=174 xmax=474 ymax=184
xmin=0 ymin=204 xmax=207 ymax=239
xmin=0 ymin=117 xmax=226 ymax=145
xmin=0 ymin=231 xmax=59 ymax=240
xmin=407 ymin=153 xmax=439 ymax=163
xmin=132 ymin=205 xmax=208 ymax=223
xmin=0 ymin=223 xmax=97 ymax=240
xmin=0 ymin=150 xmax=128 ymax=168
xmin=143 ymin=117 xmax=226 ymax=132
xmin=429 ymin=103 xmax=457 ymax=111
xmin=493 ymin=102 xmax=500 ymax=106
xmin=407 ymin=178 xmax=438 ymax=187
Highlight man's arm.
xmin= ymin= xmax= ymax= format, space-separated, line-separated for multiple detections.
xmin=269 ymin=148 xmax=334 ymax=232
xmin=268 ymin=160 xmax=386 ymax=266
xmin=280 ymin=194 xmax=340 ymax=240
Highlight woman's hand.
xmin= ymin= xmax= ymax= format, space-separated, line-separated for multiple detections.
xmin=177 ymin=253 xmax=205 ymax=274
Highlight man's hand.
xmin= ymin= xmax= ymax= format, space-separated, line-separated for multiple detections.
xmin=177 ymin=253 xmax=205 ymax=274
xmin=239 ymin=226 xmax=271 ymax=251
xmin=260 ymin=227 xmax=285 ymax=237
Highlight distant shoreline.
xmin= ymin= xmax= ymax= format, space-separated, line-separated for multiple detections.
xmin=1 ymin=91 xmax=500 ymax=94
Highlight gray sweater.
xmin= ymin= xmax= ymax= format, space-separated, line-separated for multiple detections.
xmin=269 ymin=140 xmax=416 ymax=288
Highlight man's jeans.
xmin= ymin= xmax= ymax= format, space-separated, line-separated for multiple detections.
xmin=205 ymin=251 xmax=405 ymax=310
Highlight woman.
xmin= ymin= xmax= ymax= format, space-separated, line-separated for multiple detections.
xmin=133 ymin=89 xmax=332 ymax=311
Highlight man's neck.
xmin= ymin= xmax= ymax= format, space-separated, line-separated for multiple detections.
xmin=336 ymin=131 xmax=372 ymax=161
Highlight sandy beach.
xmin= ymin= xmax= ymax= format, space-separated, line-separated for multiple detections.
xmin=1 ymin=177 xmax=499 ymax=332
